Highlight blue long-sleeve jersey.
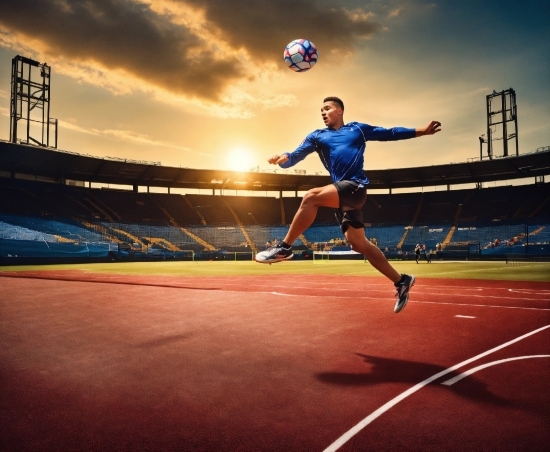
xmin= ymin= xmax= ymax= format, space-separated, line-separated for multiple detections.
xmin=280 ymin=122 xmax=416 ymax=185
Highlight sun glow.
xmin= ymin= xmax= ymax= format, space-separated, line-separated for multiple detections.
xmin=226 ymin=148 xmax=256 ymax=172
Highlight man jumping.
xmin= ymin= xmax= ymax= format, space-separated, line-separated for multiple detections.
xmin=255 ymin=97 xmax=441 ymax=313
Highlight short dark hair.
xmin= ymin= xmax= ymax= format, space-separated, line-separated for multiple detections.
xmin=323 ymin=96 xmax=344 ymax=111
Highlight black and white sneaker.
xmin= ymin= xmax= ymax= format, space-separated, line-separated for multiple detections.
xmin=394 ymin=274 xmax=415 ymax=313
xmin=255 ymin=244 xmax=294 ymax=264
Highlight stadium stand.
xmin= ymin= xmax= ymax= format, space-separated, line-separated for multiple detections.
xmin=185 ymin=194 xmax=236 ymax=225
xmin=363 ymin=192 xmax=420 ymax=225
xmin=246 ymin=225 xmax=293 ymax=251
xmin=458 ymin=185 xmax=538 ymax=222
xmin=1 ymin=214 xmax=106 ymax=243
xmin=1 ymin=173 xmax=549 ymax=263
xmin=0 ymin=220 xmax=57 ymax=242
xmin=402 ymin=225 xmax=450 ymax=251
xmin=186 ymin=225 xmax=247 ymax=251
xmin=223 ymin=195 xmax=282 ymax=226
xmin=91 ymin=190 xmax=167 ymax=224
xmin=415 ymin=189 xmax=468 ymax=225
xmin=152 ymin=193 xmax=203 ymax=225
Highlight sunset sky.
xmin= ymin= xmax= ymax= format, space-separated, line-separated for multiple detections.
xmin=0 ymin=0 xmax=548 ymax=179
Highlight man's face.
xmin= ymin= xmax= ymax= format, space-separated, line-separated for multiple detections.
xmin=321 ymin=101 xmax=343 ymax=128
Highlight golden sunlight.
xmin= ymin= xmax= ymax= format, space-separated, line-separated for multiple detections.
xmin=226 ymin=148 xmax=256 ymax=172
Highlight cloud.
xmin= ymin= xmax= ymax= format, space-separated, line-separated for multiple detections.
xmin=0 ymin=0 xmax=243 ymax=101
xmin=0 ymin=0 xmax=383 ymax=110
xmin=58 ymin=119 xmax=194 ymax=152
xmin=179 ymin=0 xmax=382 ymax=58
xmin=388 ymin=7 xmax=403 ymax=18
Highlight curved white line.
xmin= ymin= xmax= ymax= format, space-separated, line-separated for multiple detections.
xmin=441 ymin=355 xmax=550 ymax=386
xmin=509 ymin=289 xmax=550 ymax=294
xmin=322 ymin=324 xmax=550 ymax=452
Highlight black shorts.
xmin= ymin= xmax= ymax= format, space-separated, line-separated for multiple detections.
xmin=333 ymin=180 xmax=367 ymax=233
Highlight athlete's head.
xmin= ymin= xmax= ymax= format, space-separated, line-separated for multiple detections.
xmin=321 ymin=96 xmax=345 ymax=129
xmin=323 ymin=97 xmax=344 ymax=111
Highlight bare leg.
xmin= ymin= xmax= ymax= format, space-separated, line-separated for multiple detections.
xmin=345 ymin=226 xmax=401 ymax=283
xmin=283 ymin=184 xmax=339 ymax=245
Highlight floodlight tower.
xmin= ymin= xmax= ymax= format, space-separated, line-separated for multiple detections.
xmin=9 ymin=55 xmax=58 ymax=147
xmin=485 ymin=88 xmax=518 ymax=159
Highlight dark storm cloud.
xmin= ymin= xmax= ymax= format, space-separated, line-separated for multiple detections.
xmin=0 ymin=0 xmax=382 ymax=101
xmin=183 ymin=0 xmax=382 ymax=58
xmin=0 ymin=0 xmax=243 ymax=100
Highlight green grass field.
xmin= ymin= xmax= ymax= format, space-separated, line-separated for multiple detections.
xmin=1 ymin=260 xmax=549 ymax=282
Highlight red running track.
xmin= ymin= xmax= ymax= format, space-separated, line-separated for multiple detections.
xmin=1 ymin=271 xmax=549 ymax=451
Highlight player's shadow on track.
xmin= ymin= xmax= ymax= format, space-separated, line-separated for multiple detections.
xmin=0 ymin=274 xmax=223 ymax=290
xmin=316 ymin=353 xmax=508 ymax=406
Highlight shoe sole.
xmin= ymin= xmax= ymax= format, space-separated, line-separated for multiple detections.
xmin=255 ymin=254 xmax=294 ymax=264
xmin=394 ymin=276 xmax=415 ymax=313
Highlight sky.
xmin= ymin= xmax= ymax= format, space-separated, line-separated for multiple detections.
xmin=0 ymin=0 xmax=548 ymax=178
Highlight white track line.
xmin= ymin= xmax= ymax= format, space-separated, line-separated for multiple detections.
xmin=322 ymin=324 xmax=550 ymax=452
xmin=414 ymin=300 xmax=550 ymax=311
xmin=415 ymin=293 xmax=546 ymax=302
xmin=268 ymin=292 xmax=550 ymax=311
xmin=441 ymin=355 xmax=550 ymax=386
xmin=225 ymin=283 xmax=548 ymax=301
xmin=266 ymin=285 xmax=547 ymax=302
xmin=509 ymin=288 xmax=550 ymax=294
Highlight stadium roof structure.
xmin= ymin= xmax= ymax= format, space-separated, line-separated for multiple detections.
xmin=0 ymin=140 xmax=549 ymax=192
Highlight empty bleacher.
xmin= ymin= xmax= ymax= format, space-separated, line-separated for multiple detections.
xmin=152 ymin=193 xmax=203 ymax=225
xmin=302 ymin=225 xmax=342 ymax=244
xmin=458 ymin=185 xmax=532 ymax=222
xmin=1 ymin=176 xmax=548 ymax=260
xmin=223 ymin=195 xmax=282 ymax=226
xmin=415 ymin=190 xmax=465 ymax=225
xmin=247 ymin=225 xmax=295 ymax=249
xmin=1 ymin=214 xmax=107 ymax=243
xmin=186 ymin=225 xmax=247 ymax=251
xmin=90 ymin=190 xmax=167 ymax=224
xmin=0 ymin=220 xmax=57 ymax=242
xmin=185 ymin=194 xmax=235 ymax=225
xmin=402 ymin=225 xmax=450 ymax=251
xmin=0 ymin=178 xmax=94 ymax=219
xmin=363 ymin=192 xmax=419 ymax=225
xmin=513 ymin=184 xmax=550 ymax=219
xmin=365 ymin=225 xmax=409 ymax=250
xmin=529 ymin=224 xmax=550 ymax=244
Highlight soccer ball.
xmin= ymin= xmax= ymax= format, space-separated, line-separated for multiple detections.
xmin=283 ymin=39 xmax=318 ymax=72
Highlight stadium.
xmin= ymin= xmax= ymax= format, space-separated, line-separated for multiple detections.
xmin=1 ymin=138 xmax=549 ymax=264
xmin=2 ymin=46 xmax=550 ymax=452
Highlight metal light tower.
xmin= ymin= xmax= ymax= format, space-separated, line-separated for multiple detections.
xmin=10 ymin=55 xmax=58 ymax=147
xmin=485 ymin=88 xmax=518 ymax=159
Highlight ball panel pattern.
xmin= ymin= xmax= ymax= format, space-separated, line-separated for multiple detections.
xmin=283 ymin=39 xmax=318 ymax=72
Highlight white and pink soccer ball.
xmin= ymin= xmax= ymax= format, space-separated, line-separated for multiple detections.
xmin=283 ymin=39 xmax=318 ymax=72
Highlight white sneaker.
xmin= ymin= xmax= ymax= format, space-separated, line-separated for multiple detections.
xmin=255 ymin=244 xmax=294 ymax=264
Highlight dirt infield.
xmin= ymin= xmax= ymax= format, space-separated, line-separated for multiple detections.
xmin=1 ymin=270 xmax=549 ymax=451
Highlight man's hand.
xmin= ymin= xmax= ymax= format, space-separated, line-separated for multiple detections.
xmin=267 ymin=154 xmax=289 ymax=165
xmin=416 ymin=121 xmax=442 ymax=137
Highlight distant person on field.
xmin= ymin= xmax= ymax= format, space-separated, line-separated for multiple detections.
xmin=415 ymin=244 xmax=421 ymax=264
xmin=254 ymin=96 xmax=441 ymax=313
